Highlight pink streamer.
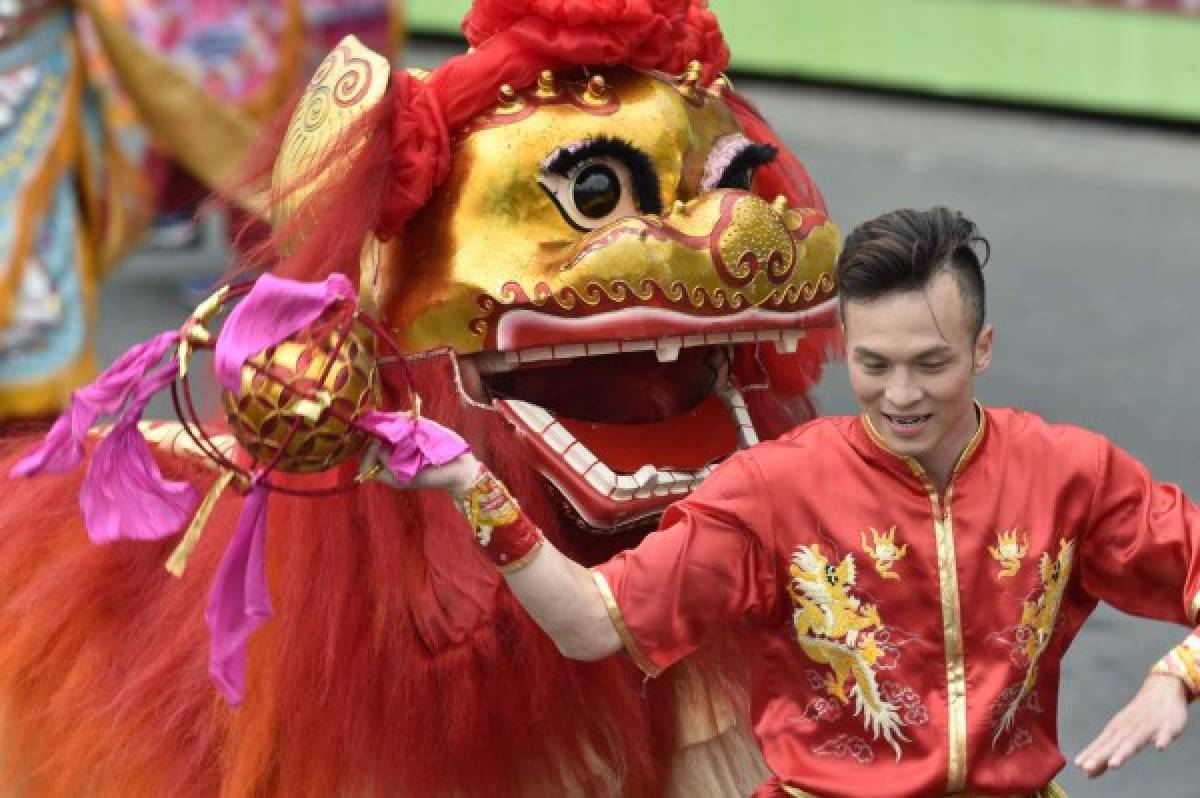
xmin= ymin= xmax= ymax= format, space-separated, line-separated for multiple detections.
xmin=10 ymin=330 xmax=181 ymax=478
xmin=80 ymin=361 xmax=200 ymax=543
xmin=205 ymin=479 xmax=273 ymax=706
xmin=214 ymin=272 xmax=355 ymax=394
xmin=357 ymin=412 xmax=470 ymax=482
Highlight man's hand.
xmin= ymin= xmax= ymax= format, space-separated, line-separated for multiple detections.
xmin=359 ymin=440 xmax=481 ymax=496
xmin=1075 ymin=671 xmax=1189 ymax=778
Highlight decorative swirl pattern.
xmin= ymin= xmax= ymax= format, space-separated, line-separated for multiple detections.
xmin=272 ymin=37 xmax=389 ymax=235
xmin=768 ymin=273 xmax=836 ymax=306
xmin=300 ymin=86 xmax=331 ymax=133
xmin=465 ymin=271 xmax=831 ymax=347
xmin=309 ymin=47 xmax=337 ymax=88
xmin=713 ymin=194 xmax=797 ymax=288
xmin=332 ymin=51 xmax=373 ymax=107
xmin=812 ymin=734 xmax=876 ymax=764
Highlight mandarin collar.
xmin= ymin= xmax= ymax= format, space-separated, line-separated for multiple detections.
xmin=850 ymin=402 xmax=989 ymax=489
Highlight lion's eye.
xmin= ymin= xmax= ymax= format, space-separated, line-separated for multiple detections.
xmin=573 ymin=162 xmax=623 ymax=219
xmin=540 ymin=136 xmax=661 ymax=232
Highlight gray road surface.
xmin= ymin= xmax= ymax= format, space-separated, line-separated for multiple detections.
xmin=101 ymin=41 xmax=1199 ymax=797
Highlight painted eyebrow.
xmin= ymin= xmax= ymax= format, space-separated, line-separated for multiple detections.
xmin=540 ymin=135 xmax=662 ymax=215
xmin=701 ymin=134 xmax=777 ymax=191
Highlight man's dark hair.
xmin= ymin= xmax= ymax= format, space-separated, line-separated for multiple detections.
xmin=836 ymin=207 xmax=990 ymax=339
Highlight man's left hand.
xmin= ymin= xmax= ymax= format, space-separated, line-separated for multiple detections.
xmin=1075 ymin=671 xmax=1189 ymax=778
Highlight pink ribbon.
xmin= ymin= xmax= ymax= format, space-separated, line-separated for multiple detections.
xmin=205 ymin=477 xmax=273 ymax=705
xmin=11 ymin=329 xmax=200 ymax=544
xmin=214 ymin=272 xmax=355 ymax=394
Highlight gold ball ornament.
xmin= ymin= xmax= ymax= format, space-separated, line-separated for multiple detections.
xmin=220 ymin=313 xmax=381 ymax=473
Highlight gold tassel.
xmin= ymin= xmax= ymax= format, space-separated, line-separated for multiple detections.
xmin=166 ymin=469 xmax=236 ymax=577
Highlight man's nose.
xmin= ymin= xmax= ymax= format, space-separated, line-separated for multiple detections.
xmin=884 ymin=370 xmax=922 ymax=407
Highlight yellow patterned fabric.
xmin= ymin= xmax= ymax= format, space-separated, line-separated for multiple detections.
xmin=0 ymin=8 xmax=151 ymax=419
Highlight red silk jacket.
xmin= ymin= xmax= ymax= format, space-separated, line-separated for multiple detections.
xmin=595 ymin=406 xmax=1200 ymax=797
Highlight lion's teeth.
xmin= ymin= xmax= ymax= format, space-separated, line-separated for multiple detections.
xmin=633 ymin=464 xmax=659 ymax=489
xmin=655 ymin=337 xmax=682 ymax=362
xmin=776 ymin=329 xmax=805 ymax=353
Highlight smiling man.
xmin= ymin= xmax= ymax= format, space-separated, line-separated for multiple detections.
xmin=393 ymin=207 xmax=1199 ymax=797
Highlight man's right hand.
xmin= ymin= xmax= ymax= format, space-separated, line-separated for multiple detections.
xmin=359 ymin=438 xmax=481 ymax=496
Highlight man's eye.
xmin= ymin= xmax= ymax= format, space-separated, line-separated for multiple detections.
xmin=919 ymin=361 xmax=949 ymax=372
xmin=861 ymin=362 xmax=887 ymax=374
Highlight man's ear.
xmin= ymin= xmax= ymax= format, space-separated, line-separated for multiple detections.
xmin=973 ymin=324 xmax=994 ymax=375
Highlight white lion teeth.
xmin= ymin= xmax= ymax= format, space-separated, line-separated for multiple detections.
xmin=502 ymin=399 xmax=555 ymax=432
xmin=776 ymin=329 xmax=806 ymax=353
xmin=716 ymin=383 xmax=759 ymax=449
xmin=633 ymin=464 xmax=659 ymax=489
xmin=477 ymin=328 xmax=808 ymax=369
xmin=499 ymin=399 xmax=726 ymax=502
xmin=516 ymin=346 xmax=553 ymax=364
xmin=551 ymin=343 xmax=587 ymax=359
xmin=655 ymin=336 xmax=682 ymax=362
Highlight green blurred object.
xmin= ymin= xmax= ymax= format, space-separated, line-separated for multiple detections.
xmin=404 ymin=0 xmax=1200 ymax=122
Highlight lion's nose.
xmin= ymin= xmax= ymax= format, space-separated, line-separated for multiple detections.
xmin=674 ymin=192 xmax=797 ymax=288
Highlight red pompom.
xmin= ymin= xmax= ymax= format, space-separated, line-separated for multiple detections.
xmin=462 ymin=0 xmax=729 ymax=79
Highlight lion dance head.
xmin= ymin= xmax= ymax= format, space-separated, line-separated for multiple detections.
xmin=260 ymin=0 xmax=839 ymax=539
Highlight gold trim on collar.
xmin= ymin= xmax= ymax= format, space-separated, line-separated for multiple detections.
xmin=590 ymin=569 xmax=662 ymax=678
xmin=861 ymin=402 xmax=988 ymax=484
xmin=1190 ymin=590 xmax=1200 ymax=625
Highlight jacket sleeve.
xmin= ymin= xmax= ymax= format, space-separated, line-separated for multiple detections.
xmin=1077 ymin=435 xmax=1200 ymax=696
xmin=592 ymin=453 xmax=776 ymax=677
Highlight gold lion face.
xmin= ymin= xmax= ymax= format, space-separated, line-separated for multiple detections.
xmin=372 ymin=66 xmax=839 ymax=532
xmin=381 ymin=67 xmax=838 ymax=356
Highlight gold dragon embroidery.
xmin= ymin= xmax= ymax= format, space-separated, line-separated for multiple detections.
xmin=988 ymin=528 xmax=1029 ymax=579
xmin=994 ymin=538 xmax=1076 ymax=743
xmin=788 ymin=544 xmax=907 ymax=758
xmin=860 ymin=526 xmax=908 ymax=580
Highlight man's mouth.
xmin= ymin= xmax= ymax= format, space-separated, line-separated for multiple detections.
xmin=882 ymin=411 xmax=932 ymax=438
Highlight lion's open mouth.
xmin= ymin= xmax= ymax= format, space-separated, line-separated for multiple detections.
xmin=457 ymin=302 xmax=834 ymax=533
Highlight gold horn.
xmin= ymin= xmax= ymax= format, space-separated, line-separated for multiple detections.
xmin=271 ymin=36 xmax=393 ymax=251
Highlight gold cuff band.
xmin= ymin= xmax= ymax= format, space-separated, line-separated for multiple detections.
xmin=590 ymin=569 xmax=661 ymax=678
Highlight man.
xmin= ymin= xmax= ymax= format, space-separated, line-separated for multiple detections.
xmin=391 ymin=207 xmax=1198 ymax=797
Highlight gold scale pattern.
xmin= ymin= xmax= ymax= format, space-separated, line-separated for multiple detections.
xmin=221 ymin=316 xmax=380 ymax=473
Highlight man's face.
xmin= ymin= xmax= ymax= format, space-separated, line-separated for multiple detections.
xmin=843 ymin=271 xmax=993 ymax=471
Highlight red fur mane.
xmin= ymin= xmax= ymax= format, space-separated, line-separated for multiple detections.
xmin=0 ymin=334 xmax=827 ymax=796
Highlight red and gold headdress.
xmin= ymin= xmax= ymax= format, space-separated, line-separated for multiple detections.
xmin=264 ymin=0 xmax=823 ymax=286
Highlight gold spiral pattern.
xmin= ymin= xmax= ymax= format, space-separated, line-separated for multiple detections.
xmin=271 ymin=36 xmax=392 ymax=241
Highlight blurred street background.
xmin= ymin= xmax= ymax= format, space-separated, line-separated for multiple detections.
xmin=80 ymin=1 xmax=1200 ymax=794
